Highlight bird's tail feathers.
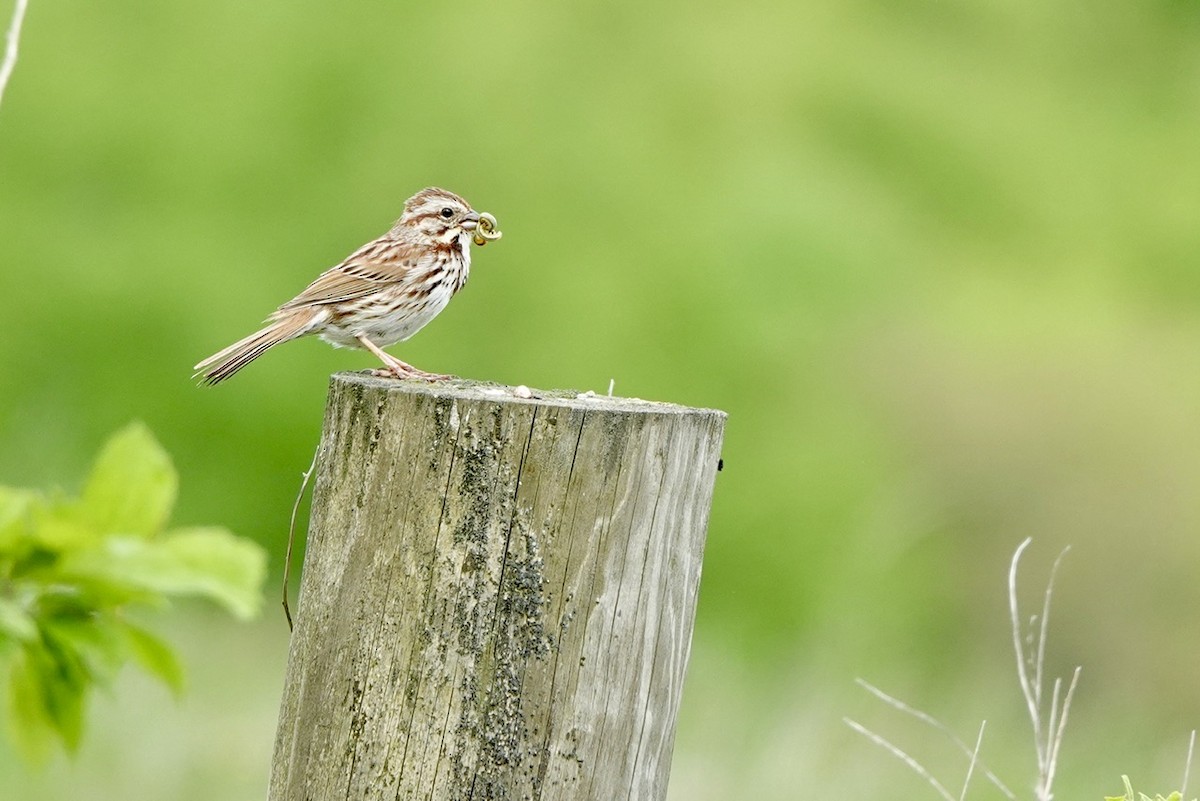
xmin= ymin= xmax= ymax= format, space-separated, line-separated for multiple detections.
xmin=193 ymin=311 xmax=319 ymax=385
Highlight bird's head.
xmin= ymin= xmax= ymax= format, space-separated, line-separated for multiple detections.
xmin=397 ymin=187 xmax=498 ymax=246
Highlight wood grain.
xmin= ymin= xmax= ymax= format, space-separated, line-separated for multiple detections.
xmin=269 ymin=373 xmax=725 ymax=801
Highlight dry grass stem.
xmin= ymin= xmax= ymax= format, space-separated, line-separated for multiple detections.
xmin=1035 ymin=547 xmax=1071 ymax=711
xmin=844 ymin=717 xmax=956 ymax=801
xmin=1182 ymin=729 xmax=1196 ymax=799
xmin=958 ymin=721 xmax=986 ymax=801
xmin=0 ymin=0 xmax=29 ymax=109
xmin=1010 ymin=539 xmax=1042 ymax=758
xmin=1009 ymin=537 xmax=1080 ymax=801
xmin=855 ymin=679 xmax=1016 ymax=799
xmin=1044 ymin=666 xmax=1081 ymax=794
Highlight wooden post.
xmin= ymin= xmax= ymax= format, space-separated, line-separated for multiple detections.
xmin=268 ymin=373 xmax=726 ymax=801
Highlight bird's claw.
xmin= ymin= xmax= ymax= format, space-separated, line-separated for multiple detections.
xmin=370 ymin=367 xmax=453 ymax=382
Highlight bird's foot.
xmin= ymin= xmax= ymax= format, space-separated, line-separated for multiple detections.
xmin=406 ymin=367 xmax=455 ymax=381
xmin=370 ymin=365 xmax=454 ymax=381
xmin=356 ymin=335 xmax=454 ymax=382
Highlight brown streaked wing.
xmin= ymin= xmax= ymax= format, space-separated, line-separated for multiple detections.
xmin=276 ymin=239 xmax=425 ymax=310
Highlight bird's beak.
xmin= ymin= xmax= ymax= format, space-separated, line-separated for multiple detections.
xmin=461 ymin=211 xmax=481 ymax=231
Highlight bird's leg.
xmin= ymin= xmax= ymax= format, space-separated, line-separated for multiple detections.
xmin=355 ymin=335 xmax=452 ymax=381
xmin=356 ymin=334 xmax=415 ymax=378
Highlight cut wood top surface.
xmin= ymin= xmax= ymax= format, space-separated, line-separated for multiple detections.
xmin=328 ymin=371 xmax=729 ymax=418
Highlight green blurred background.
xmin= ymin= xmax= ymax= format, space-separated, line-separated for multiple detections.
xmin=2 ymin=0 xmax=1199 ymax=797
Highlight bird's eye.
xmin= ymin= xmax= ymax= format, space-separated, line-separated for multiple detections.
xmin=440 ymin=207 xmax=454 ymax=219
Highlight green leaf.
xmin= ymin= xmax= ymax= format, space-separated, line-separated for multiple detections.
xmin=36 ymin=563 xmax=170 ymax=611
xmin=60 ymin=528 xmax=267 ymax=620
xmin=40 ymin=615 xmax=128 ymax=690
xmin=6 ymin=650 xmax=56 ymax=763
xmin=80 ymin=423 xmax=178 ymax=538
xmin=121 ymin=621 xmax=185 ymax=696
xmin=1107 ymin=776 xmax=1136 ymax=801
xmin=1106 ymin=778 xmax=1191 ymax=801
xmin=6 ymin=637 xmax=90 ymax=760
xmin=150 ymin=528 xmax=268 ymax=619
xmin=0 ymin=598 xmax=37 ymax=644
xmin=1 ymin=423 xmax=265 ymax=763
xmin=34 ymin=635 xmax=89 ymax=753
xmin=31 ymin=500 xmax=96 ymax=551
xmin=0 ymin=486 xmax=40 ymax=549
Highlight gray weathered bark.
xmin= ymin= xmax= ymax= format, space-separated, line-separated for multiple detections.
xmin=268 ymin=373 xmax=725 ymax=801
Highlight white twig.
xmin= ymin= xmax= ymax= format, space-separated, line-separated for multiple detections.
xmin=1044 ymin=666 xmax=1081 ymax=795
xmin=845 ymin=717 xmax=956 ymax=801
xmin=959 ymin=720 xmax=986 ymax=801
xmin=1181 ymin=729 xmax=1195 ymax=799
xmin=856 ymin=679 xmax=1016 ymax=799
xmin=0 ymin=0 xmax=29 ymax=110
xmin=1010 ymin=538 xmax=1079 ymax=801
xmin=1045 ymin=676 xmax=1062 ymax=762
xmin=1035 ymin=547 xmax=1071 ymax=711
xmin=1009 ymin=538 xmax=1044 ymax=767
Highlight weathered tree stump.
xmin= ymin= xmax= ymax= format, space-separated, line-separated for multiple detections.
xmin=268 ymin=373 xmax=726 ymax=801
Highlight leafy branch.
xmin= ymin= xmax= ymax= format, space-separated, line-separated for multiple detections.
xmin=0 ymin=422 xmax=267 ymax=762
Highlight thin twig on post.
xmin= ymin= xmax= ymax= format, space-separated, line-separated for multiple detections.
xmin=282 ymin=439 xmax=320 ymax=632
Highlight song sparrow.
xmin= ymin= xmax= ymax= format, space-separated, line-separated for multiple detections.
xmin=193 ymin=187 xmax=501 ymax=385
